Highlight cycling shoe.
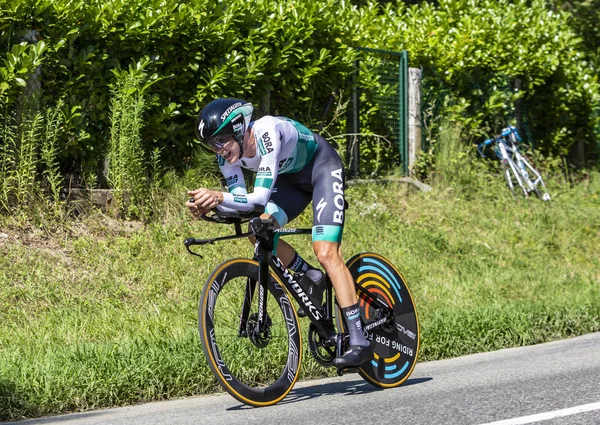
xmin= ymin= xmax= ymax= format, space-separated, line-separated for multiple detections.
xmin=333 ymin=344 xmax=374 ymax=368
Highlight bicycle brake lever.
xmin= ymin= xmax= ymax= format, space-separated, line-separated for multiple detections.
xmin=185 ymin=245 xmax=203 ymax=258
xmin=184 ymin=237 xmax=213 ymax=258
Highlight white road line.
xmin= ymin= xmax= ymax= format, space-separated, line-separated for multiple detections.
xmin=480 ymin=401 xmax=600 ymax=425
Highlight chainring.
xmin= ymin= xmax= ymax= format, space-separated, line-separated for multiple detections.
xmin=308 ymin=323 xmax=336 ymax=367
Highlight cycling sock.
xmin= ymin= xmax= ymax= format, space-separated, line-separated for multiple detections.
xmin=288 ymin=252 xmax=316 ymax=274
xmin=342 ymin=303 xmax=370 ymax=347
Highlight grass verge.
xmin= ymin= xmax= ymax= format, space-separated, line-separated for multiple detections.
xmin=0 ymin=170 xmax=599 ymax=420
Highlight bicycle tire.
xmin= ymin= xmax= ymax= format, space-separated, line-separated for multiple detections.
xmin=502 ymin=162 xmax=517 ymax=198
xmin=337 ymin=253 xmax=420 ymax=388
xmin=198 ymin=258 xmax=302 ymax=406
xmin=519 ymin=154 xmax=551 ymax=202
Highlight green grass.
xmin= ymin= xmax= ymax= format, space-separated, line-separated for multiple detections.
xmin=0 ymin=169 xmax=599 ymax=420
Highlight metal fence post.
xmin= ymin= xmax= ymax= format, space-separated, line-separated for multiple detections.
xmin=408 ymin=67 xmax=422 ymax=175
xmin=347 ymin=59 xmax=360 ymax=178
xmin=398 ymin=51 xmax=408 ymax=175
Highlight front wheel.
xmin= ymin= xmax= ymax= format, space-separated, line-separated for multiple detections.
xmin=198 ymin=258 xmax=302 ymax=406
xmin=337 ymin=253 xmax=420 ymax=388
xmin=502 ymin=162 xmax=517 ymax=198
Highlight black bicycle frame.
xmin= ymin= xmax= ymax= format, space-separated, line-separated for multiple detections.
xmin=185 ymin=217 xmax=395 ymax=349
xmin=250 ymin=226 xmax=339 ymax=344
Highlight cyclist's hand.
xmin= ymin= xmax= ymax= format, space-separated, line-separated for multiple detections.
xmin=186 ymin=188 xmax=224 ymax=217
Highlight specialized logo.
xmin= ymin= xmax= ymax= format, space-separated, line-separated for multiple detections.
xmin=273 ymin=257 xmax=322 ymax=320
xmin=331 ymin=168 xmax=344 ymax=224
xmin=197 ymin=120 xmax=205 ymax=138
xmin=274 ymin=227 xmax=297 ymax=233
xmin=315 ymin=197 xmax=327 ymax=223
xmin=221 ymin=102 xmax=242 ymax=120
xmin=257 ymin=284 xmax=265 ymax=329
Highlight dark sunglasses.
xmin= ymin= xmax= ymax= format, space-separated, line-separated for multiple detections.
xmin=206 ymin=134 xmax=231 ymax=150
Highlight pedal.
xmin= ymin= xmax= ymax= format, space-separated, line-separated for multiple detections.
xmin=336 ymin=366 xmax=359 ymax=376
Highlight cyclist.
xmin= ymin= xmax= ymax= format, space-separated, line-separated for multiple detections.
xmin=186 ymin=98 xmax=373 ymax=367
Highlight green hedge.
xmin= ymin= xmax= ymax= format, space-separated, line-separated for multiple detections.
xmin=1 ymin=0 xmax=359 ymax=174
xmin=1 ymin=0 xmax=598 ymax=184
xmin=359 ymin=0 xmax=599 ymax=158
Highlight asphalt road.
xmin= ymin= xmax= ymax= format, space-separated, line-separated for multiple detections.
xmin=10 ymin=332 xmax=600 ymax=425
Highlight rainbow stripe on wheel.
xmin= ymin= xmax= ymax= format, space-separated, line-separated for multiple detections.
xmin=344 ymin=253 xmax=420 ymax=388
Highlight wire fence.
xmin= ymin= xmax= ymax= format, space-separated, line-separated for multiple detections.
xmin=346 ymin=48 xmax=408 ymax=177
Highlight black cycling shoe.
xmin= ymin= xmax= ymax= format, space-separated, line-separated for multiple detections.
xmin=333 ymin=344 xmax=374 ymax=368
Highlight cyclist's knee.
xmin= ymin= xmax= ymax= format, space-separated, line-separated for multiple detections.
xmin=313 ymin=241 xmax=342 ymax=268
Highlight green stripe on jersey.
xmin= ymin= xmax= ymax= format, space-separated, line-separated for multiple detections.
xmin=254 ymin=177 xmax=274 ymax=189
xmin=280 ymin=118 xmax=318 ymax=173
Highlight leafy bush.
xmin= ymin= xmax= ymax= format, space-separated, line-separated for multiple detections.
xmin=0 ymin=0 xmax=598 ymax=202
xmin=1 ymin=0 xmax=359 ymax=175
xmin=358 ymin=0 xmax=599 ymax=161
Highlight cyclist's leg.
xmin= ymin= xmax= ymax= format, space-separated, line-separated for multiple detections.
xmin=265 ymin=175 xmax=313 ymax=269
xmin=313 ymin=241 xmax=354 ymax=305
xmin=309 ymin=135 xmax=372 ymax=366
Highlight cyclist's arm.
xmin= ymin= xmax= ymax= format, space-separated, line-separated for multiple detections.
xmin=219 ymin=139 xmax=281 ymax=211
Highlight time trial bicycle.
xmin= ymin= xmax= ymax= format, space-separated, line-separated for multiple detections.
xmin=477 ymin=126 xmax=551 ymax=201
xmin=184 ymin=206 xmax=419 ymax=407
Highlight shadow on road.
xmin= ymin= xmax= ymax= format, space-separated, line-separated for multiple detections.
xmin=227 ymin=376 xmax=433 ymax=410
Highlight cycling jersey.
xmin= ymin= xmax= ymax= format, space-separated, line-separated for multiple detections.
xmin=217 ymin=115 xmax=346 ymax=243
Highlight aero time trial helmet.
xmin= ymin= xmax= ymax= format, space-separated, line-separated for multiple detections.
xmin=195 ymin=98 xmax=253 ymax=152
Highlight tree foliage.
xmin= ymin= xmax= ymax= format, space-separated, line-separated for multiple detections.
xmin=0 ymin=0 xmax=598 ymax=185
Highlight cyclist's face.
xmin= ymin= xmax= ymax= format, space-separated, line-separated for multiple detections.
xmin=210 ymin=137 xmax=239 ymax=163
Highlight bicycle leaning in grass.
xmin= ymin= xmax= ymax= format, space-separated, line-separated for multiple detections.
xmin=184 ymin=205 xmax=420 ymax=407
xmin=476 ymin=126 xmax=551 ymax=201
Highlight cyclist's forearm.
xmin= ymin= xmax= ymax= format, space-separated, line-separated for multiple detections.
xmin=221 ymin=187 xmax=270 ymax=211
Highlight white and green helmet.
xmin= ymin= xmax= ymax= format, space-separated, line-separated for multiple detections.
xmin=195 ymin=98 xmax=253 ymax=151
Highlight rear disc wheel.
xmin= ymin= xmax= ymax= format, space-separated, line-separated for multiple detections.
xmin=338 ymin=253 xmax=420 ymax=388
